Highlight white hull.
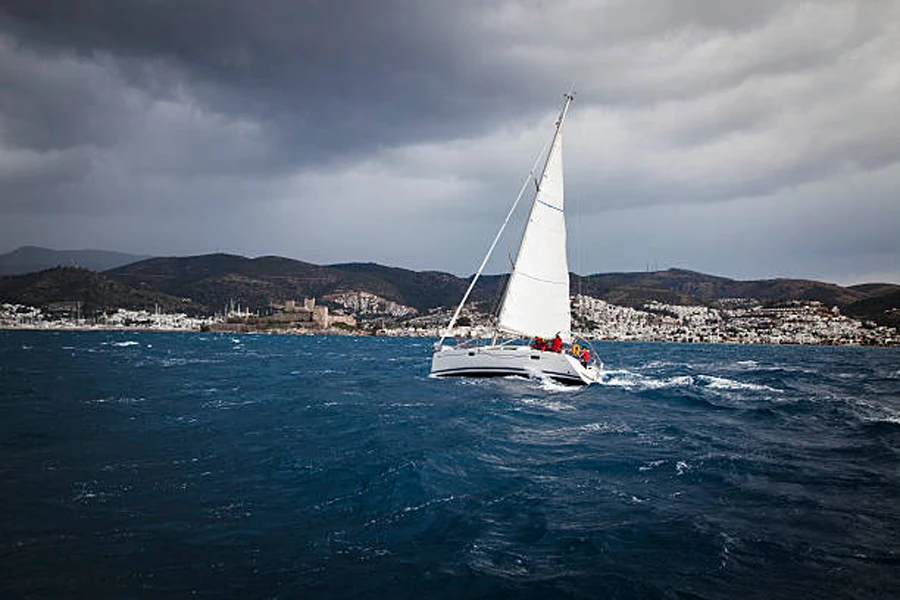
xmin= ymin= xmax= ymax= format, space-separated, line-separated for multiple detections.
xmin=430 ymin=344 xmax=600 ymax=386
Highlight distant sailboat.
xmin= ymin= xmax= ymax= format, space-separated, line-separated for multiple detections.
xmin=430 ymin=93 xmax=601 ymax=385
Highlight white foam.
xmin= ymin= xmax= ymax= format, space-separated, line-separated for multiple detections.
xmin=111 ymin=341 xmax=139 ymax=347
xmin=579 ymin=421 xmax=630 ymax=434
xmin=88 ymin=396 xmax=146 ymax=405
xmin=697 ymin=375 xmax=780 ymax=392
xmin=602 ymin=370 xmax=695 ymax=391
xmin=517 ymin=397 xmax=576 ymax=412
xmin=639 ymin=459 xmax=667 ymax=472
xmin=537 ymin=377 xmax=581 ymax=393
xmin=851 ymin=398 xmax=900 ymax=425
xmin=642 ymin=360 xmax=689 ymax=370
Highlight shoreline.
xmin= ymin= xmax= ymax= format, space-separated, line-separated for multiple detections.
xmin=3 ymin=324 xmax=897 ymax=348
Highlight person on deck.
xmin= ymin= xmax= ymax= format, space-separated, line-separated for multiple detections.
xmin=551 ymin=334 xmax=563 ymax=353
xmin=532 ymin=337 xmax=545 ymax=350
xmin=581 ymin=348 xmax=590 ymax=367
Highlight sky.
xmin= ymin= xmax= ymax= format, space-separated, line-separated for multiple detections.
xmin=1 ymin=0 xmax=898 ymax=285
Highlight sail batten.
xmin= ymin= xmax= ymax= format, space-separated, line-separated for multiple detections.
xmin=497 ymin=95 xmax=573 ymax=342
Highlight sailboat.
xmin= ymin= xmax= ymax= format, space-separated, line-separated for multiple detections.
xmin=430 ymin=93 xmax=601 ymax=385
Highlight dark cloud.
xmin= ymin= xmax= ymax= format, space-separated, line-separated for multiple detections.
xmin=0 ymin=0 xmax=897 ymax=284
xmin=0 ymin=35 xmax=129 ymax=151
xmin=0 ymin=0 xmax=535 ymax=163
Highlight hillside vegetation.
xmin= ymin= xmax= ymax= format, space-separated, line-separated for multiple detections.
xmin=1 ymin=254 xmax=898 ymax=327
xmin=0 ymin=267 xmax=196 ymax=315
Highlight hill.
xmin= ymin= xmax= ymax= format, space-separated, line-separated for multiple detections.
xmin=105 ymin=254 xmax=511 ymax=314
xmin=843 ymin=288 xmax=900 ymax=329
xmin=0 ymin=246 xmax=149 ymax=275
xmin=327 ymin=262 xmax=506 ymax=310
xmin=105 ymin=254 xmax=476 ymax=313
xmin=0 ymin=267 xmax=198 ymax=315
xmin=1 ymin=254 xmax=898 ymax=328
xmin=572 ymin=269 xmax=867 ymax=308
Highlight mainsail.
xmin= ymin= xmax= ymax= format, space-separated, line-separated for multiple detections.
xmin=497 ymin=94 xmax=573 ymax=342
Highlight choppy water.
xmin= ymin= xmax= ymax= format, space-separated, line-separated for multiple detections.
xmin=1 ymin=330 xmax=898 ymax=598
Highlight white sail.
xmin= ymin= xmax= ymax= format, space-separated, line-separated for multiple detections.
xmin=497 ymin=96 xmax=572 ymax=342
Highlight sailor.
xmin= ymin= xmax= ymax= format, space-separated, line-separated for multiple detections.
xmin=551 ymin=334 xmax=563 ymax=353
xmin=532 ymin=337 xmax=544 ymax=350
xmin=581 ymin=348 xmax=590 ymax=367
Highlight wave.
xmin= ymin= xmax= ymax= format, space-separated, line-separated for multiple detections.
xmin=515 ymin=397 xmax=577 ymax=412
xmin=696 ymin=375 xmax=781 ymax=393
xmin=849 ymin=398 xmax=900 ymax=426
xmin=87 ymin=396 xmax=147 ymax=405
xmin=599 ymin=368 xmax=780 ymax=396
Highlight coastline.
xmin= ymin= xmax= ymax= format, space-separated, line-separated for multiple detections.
xmin=3 ymin=323 xmax=897 ymax=348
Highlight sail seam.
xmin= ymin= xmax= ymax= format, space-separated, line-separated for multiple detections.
xmin=512 ymin=271 xmax=568 ymax=285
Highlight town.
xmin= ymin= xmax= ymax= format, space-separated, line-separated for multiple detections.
xmin=2 ymin=291 xmax=896 ymax=346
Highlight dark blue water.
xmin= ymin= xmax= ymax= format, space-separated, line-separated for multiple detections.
xmin=2 ymin=331 xmax=898 ymax=599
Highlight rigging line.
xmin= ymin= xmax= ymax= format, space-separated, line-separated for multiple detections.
xmin=574 ymin=177 xmax=583 ymax=299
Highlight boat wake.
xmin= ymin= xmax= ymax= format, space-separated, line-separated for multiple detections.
xmin=598 ymin=367 xmax=782 ymax=395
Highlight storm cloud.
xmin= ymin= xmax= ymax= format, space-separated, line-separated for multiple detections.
xmin=1 ymin=0 xmax=898 ymax=284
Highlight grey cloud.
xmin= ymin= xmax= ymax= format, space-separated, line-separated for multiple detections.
xmin=0 ymin=36 xmax=130 ymax=151
xmin=0 ymin=148 xmax=93 ymax=210
xmin=0 ymin=1 xmax=897 ymax=284
xmin=0 ymin=0 xmax=530 ymax=165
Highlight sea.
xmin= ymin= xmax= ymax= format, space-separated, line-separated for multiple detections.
xmin=1 ymin=330 xmax=898 ymax=599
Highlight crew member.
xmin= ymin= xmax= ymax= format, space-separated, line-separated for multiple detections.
xmin=551 ymin=334 xmax=563 ymax=353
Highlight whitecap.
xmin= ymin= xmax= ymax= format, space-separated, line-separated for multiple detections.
xmin=597 ymin=367 xmax=702 ymax=391
xmin=850 ymin=398 xmax=900 ymax=425
xmin=697 ymin=375 xmax=780 ymax=392
xmin=642 ymin=360 xmax=689 ymax=370
xmin=111 ymin=341 xmax=139 ymax=347
xmin=639 ymin=459 xmax=667 ymax=471
xmin=516 ymin=397 xmax=576 ymax=412
xmin=597 ymin=369 xmax=646 ymax=388
xmin=579 ymin=421 xmax=630 ymax=434
xmin=88 ymin=396 xmax=146 ymax=405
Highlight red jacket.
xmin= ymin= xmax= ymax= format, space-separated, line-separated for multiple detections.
xmin=551 ymin=336 xmax=563 ymax=353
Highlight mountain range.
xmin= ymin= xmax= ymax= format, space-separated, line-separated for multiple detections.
xmin=0 ymin=246 xmax=150 ymax=275
xmin=0 ymin=247 xmax=898 ymax=328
